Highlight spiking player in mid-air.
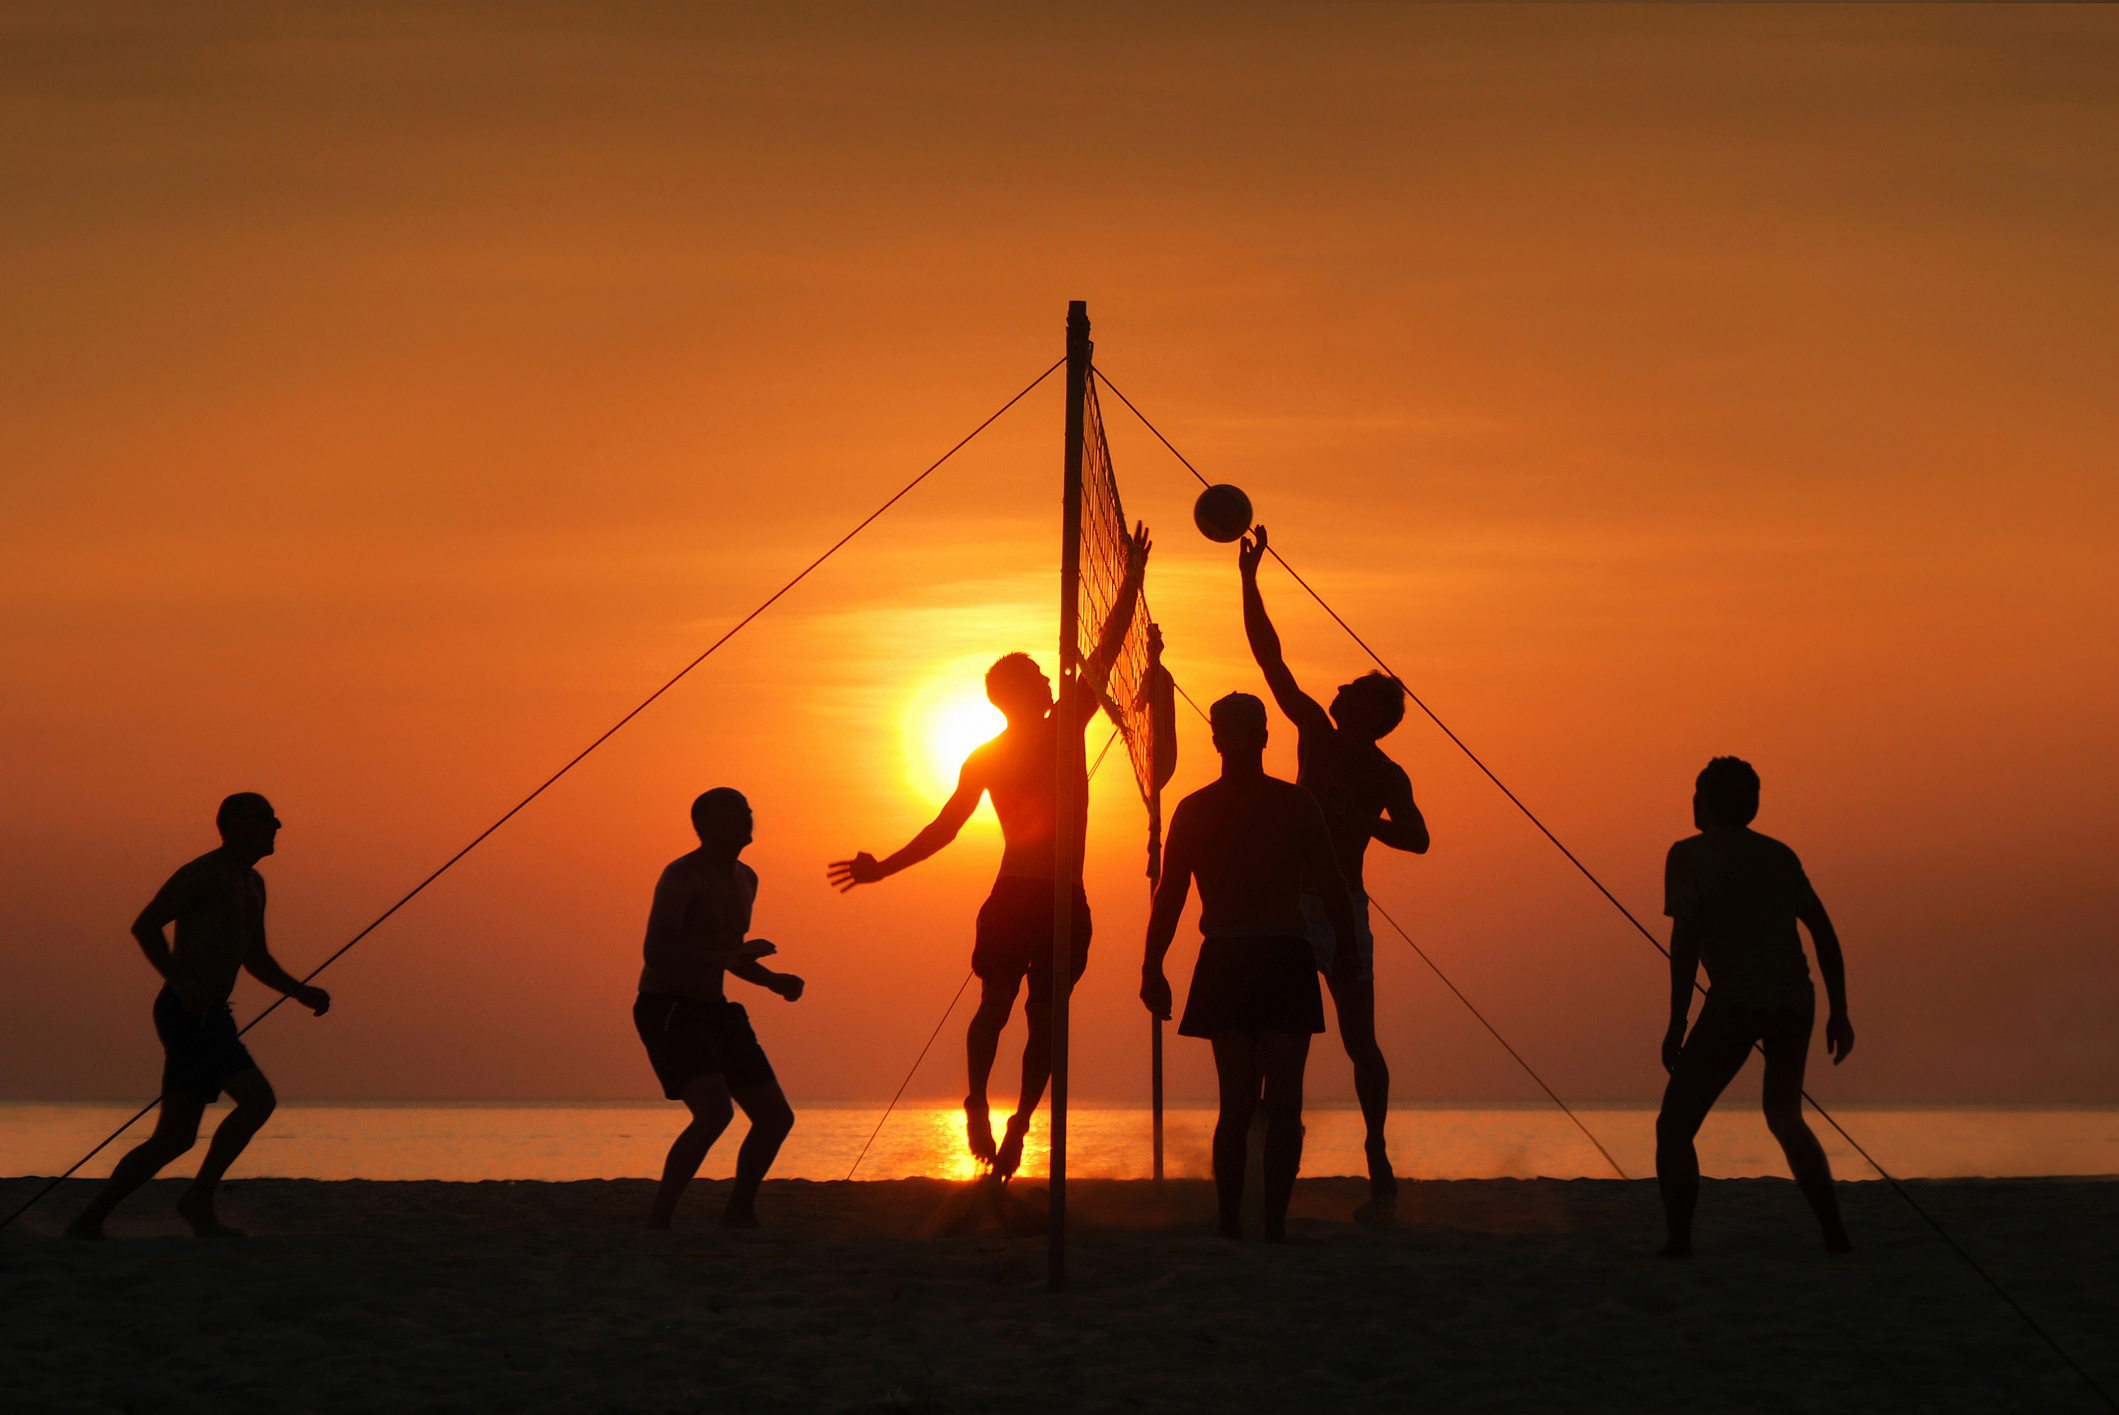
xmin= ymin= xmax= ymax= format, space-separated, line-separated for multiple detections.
xmin=830 ymin=523 xmax=1150 ymax=1178
xmin=1238 ymin=526 xmax=1429 ymax=1223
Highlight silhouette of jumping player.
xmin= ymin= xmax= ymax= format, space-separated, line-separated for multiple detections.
xmin=1238 ymin=526 xmax=1428 ymax=1220
xmin=635 ymin=789 xmax=804 ymax=1230
xmin=830 ymin=523 xmax=1150 ymax=1178
xmin=1141 ymin=693 xmax=1359 ymax=1242
xmin=66 ymin=793 xmax=330 ymax=1241
xmin=1656 ymin=757 xmax=1854 ymax=1256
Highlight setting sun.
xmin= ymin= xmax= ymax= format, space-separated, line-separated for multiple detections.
xmin=901 ymin=658 xmax=1008 ymax=801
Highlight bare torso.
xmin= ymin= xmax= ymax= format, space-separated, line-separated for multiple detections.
xmin=1170 ymin=775 xmax=1339 ymax=937
xmin=972 ymin=714 xmax=1087 ymax=883
xmin=144 ymin=851 xmax=267 ymax=1002
xmin=1296 ymin=727 xmax=1406 ymax=894
xmin=639 ymin=852 xmax=757 ymax=1004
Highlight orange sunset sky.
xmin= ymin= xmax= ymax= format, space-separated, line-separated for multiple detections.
xmin=3 ymin=5 xmax=2114 ymax=1108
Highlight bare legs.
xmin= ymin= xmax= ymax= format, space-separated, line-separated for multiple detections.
xmin=1326 ymin=973 xmax=1395 ymax=1214
xmin=964 ymin=980 xmax=1012 ymax=1165
xmin=966 ymin=973 xmax=1065 ymax=1179
xmin=67 ymin=1068 xmax=275 ymax=1240
xmin=1208 ymin=1030 xmax=1311 ymax=1241
xmin=647 ymin=1074 xmax=795 ymax=1230
xmin=1656 ymin=1000 xmax=1850 ymax=1256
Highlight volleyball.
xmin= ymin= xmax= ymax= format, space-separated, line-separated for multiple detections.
xmin=1193 ymin=484 xmax=1253 ymax=543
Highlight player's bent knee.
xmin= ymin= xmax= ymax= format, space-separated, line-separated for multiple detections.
xmin=1655 ymin=1110 xmax=1703 ymax=1145
xmin=1763 ymin=1106 xmax=1807 ymax=1138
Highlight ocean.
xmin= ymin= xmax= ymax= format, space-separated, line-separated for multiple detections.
xmin=6 ymin=1100 xmax=2115 ymax=1184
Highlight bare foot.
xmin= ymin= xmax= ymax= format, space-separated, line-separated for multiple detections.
xmin=993 ymin=1113 xmax=1031 ymax=1179
xmin=1824 ymin=1233 xmax=1854 ymax=1254
xmin=176 ymin=1194 xmax=246 ymax=1239
xmin=63 ymin=1217 xmax=105 ymax=1242
xmin=1365 ymin=1139 xmax=1398 ymax=1199
xmin=1657 ymin=1240 xmax=1692 ymax=1259
xmin=1353 ymin=1194 xmax=1396 ymax=1228
xmin=719 ymin=1207 xmax=759 ymax=1229
xmin=965 ymin=1098 xmax=997 ymax=1166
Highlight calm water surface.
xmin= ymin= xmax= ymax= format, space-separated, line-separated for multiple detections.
xmin=6 ymin=1101 xmax=2116 ymax=1183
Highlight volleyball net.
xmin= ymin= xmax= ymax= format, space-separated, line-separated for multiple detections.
xmin=1076 ymin=371 xmax=1177 ymax=885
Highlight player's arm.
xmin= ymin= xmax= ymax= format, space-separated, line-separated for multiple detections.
xmin=1663 ymin=917 xmax=1701 ymax=1073
xmin=242 ymin=915 xmax=331 ymax=1017
xmin=1075 ymin=522 xmax=1153 ymax=716
xmin=828 ymin=754 xmax=988 ymax=891
xmin=1297 ymin=795 xmax=1362 ymax=981
xmin=726 ymin=867 xmax=804 ymax=1001
xmin=131 ymin=867 xmax=211 ymax=1011
xmin=729 ymin=954 xmax=803 ymax=1001
xmin=1371 ymin=762 xmax=1430 ymax=854
xmin=641 ymin=863 xmax=708 ymax=978
xmin=1797 ymin=884 xmax=1853 ymax=1064
xmin=1237 ymin=527 xmax=1332 ymax=736
xmin=1140 ymin=806 xmax=1196 ymax=1018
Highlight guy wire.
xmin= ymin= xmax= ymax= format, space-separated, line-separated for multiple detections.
xmin=3 ymin=355 xmax=1067 ymax=1235
xmin=846 ymin=970 xmax=977 ymax=1181
xmin=1094 ymin=363 xmax=2116 ymax=1413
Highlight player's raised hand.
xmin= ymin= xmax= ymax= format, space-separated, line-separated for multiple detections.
xmin=1126 ymin=520 xmax=1153 ymax=577
xmin=826 ymin=853 xmax=883 ymax=892
xmin=294 ymin=985 xmax=331 ymax=1017
xmin=1238 ymin=524 xmax=1268 ymax=577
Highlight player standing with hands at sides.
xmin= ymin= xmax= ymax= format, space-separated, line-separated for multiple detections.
xmin=634 ymin=788 xmax=804 ymax=1231
xmin=1238 ymin=525 xmax=1428 ymax=1223
xmin=831 ymin=524 xmax=1151 ymax=1179
xmin=1656 ymin=757 xmax=1854 ymax=1257
xmin=67 ymin=793 xmax=330 ymax=1241
xmin=1141 ymin=693 xmax=1360 ymax=1243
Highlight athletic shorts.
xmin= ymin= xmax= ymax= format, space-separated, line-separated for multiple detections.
xmin=153 ymin=986 xmax=257 ymax=1104
xmin=1302 ymin=890 xmax=1375 ymax=984
xmin=971 ymin=877 xmax=1091 ymax=1010
xmin=1178 ymin=936 xmax=1326 ymax=1039
xmin=633 ymin=993 xmax=777 ymax=1097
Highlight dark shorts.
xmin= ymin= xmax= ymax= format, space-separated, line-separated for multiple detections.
xmin=1678 ymin=987 xmax=1817 ymax=1067
xmin=971 ymin=877 xmax=1091 ymax=1010
xmin=153 ymin=986 xmax=257 ymax=1104
xmin=633 ymin=993 xmax=777 ymax=1098
xmin=1178 ymin=936 xmax=1326 ymax=1039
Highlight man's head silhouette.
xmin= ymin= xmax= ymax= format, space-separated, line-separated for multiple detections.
xmin=215 ymin=793 xmax=279 ymax=858
xmin=1209 ymin=692 xmax=1269 ymax=756
xmin=691 ymin=788 xmax=754 ymax=850
xmin=1329 ymin=671 xmax=1406 ymax=741
xmin=984 ymin=653 xmax=1053 ymax=721
xmin=1694 ymin=756 xmax=1760 ymax=829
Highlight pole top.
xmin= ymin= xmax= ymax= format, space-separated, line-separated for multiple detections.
xmin=1067 ymin=300 xmax=1088 ymax=339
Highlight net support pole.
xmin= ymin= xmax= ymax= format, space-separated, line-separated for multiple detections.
xmin=1050 ymin=300 xmax=1090 ymax=1293
xmin=1149 ymin=779 xmax=1165 ymax=1187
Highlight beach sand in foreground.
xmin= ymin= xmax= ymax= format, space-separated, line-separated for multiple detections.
xmin=4 ymin=1175 xmax=2114 ymax=1413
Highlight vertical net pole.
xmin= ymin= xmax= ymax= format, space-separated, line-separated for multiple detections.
xmin=1050 ymin=300 xmax=1090 ymax=1292
xmin=1150 ymin=797 xmax=1165 ymax=1187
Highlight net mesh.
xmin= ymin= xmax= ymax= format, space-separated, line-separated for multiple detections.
xmin=1077 ymin=374 xmax=1177 ymax=883
xmin=1077 ymin=377 xmax=1154 ymax=799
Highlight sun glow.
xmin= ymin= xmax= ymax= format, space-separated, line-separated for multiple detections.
xmin=901 ymin=658 xmax=1008 ymax=801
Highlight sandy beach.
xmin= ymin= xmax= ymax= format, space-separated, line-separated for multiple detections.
xmin=5 ymin=1174 xmax=2114 ymax=1413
